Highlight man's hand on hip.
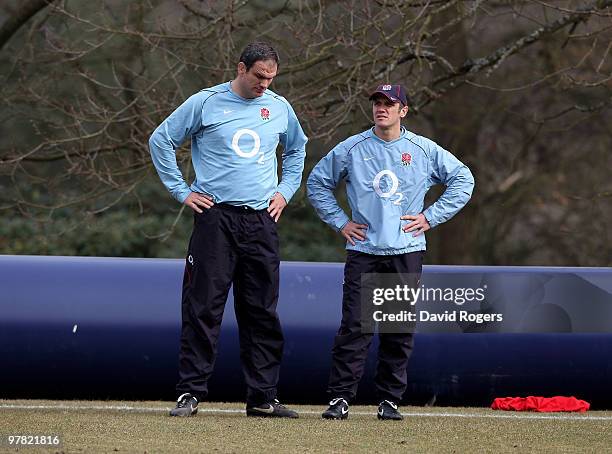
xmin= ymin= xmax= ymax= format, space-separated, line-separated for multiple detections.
xmin=184 ymin=192 xmax=214 ymax=213
xmin=268 ymin=192 xmax=287 ymax=222
xmin=401 ymin=213 xmax=431 ymax=237
xmin=341 ymin=221 xmax=368 ymax=246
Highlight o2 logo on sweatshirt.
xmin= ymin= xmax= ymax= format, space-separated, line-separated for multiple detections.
xmin=232 ymin=129 xmax=265 ymax=164
xmin=373 ymin=169 xmax=403 ymax=205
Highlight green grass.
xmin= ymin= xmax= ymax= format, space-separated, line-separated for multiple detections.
xmin=1 ymin=400 xmax=611 ymax=453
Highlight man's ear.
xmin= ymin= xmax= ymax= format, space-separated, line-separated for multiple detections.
xmin=237 ymin=62 xmax=247 ymax=75
xmin=400 ymin=105 xmax=409 ymax=118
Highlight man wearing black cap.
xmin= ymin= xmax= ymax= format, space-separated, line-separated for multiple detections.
xmin=307 ymin=84 xmax=474 ymax=420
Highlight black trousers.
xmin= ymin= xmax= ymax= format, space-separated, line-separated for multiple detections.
xmin=327 ymin=250 xmax=424 ymax=403
xmin=176 ymin=203 xmax=283 ymax=407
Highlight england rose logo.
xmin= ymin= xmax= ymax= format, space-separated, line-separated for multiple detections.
xmin=401 ymin=152 xmax=411 ymax=166
xmin=260 ymin=108 xmax=270 ymax=120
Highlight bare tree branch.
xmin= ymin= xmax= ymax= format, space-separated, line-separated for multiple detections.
xmin=0 ymin=0 xmax=55 ymax=50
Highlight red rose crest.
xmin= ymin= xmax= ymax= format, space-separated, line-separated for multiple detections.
xmin=260 ymin=108 xmax=270 ymax=120
xmin=401 ymin=152 xmax=411 ymax=166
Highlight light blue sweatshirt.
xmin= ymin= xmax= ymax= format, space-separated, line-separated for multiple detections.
xmin=149 ymin=82 xmax=308 ymax=209
xmin=307 ymin=127 xmax=474 ymax=255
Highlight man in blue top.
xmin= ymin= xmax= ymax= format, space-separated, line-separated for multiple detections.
xmin=307 ymin=84 xmax=474 ymax=420
xmin=149 ymin=42 xmax=307 ymax=418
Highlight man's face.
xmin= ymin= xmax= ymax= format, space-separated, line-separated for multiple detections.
xmin=372 ymin=95 xmax=407 ymax=128
xmin=236 ymin=59 xmax=278 ymax=98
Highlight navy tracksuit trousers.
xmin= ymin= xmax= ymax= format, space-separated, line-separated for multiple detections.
xmin=176 ymin=203 xmax=283 ymax=407
xmin=327 ymin=250 xmax=424 ymax=403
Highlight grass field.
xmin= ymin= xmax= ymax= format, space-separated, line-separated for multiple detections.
xmin=1 ymin=400 xmax=611 ymax=453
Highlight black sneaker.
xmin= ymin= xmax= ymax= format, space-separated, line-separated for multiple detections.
xmin=246 ymin=399 xmax=299 ymax=418
xmin=169 ymin=393 xmax=198 ymax=417
xmin=322 ymin=397 xmax=349 ymax=420
xmin=377 ymin=400 xmax=403 ymax=420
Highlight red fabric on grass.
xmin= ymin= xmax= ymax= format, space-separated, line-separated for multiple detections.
xmin=491 ymin=396 xmax=590 ymax=412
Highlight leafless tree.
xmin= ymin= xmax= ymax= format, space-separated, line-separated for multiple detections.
xmin=0 ymin=0 xmax=610 ymax=264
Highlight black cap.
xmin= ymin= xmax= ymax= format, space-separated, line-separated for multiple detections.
xmin=369 ymin=84 xmax=407 ymax=106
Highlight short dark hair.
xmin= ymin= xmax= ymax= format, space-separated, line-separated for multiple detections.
xmin=239 ymin=42 xmax=279 ymax=71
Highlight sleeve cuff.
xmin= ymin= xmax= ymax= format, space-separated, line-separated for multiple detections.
xmin=334 ymin=216 xmax=351 ymax=232
xmin=276 ymin=185 xmax=294 ymax=204
xmin=175 ymin=187 xmax=192 ymax=204
xmin=422 ymin=209 xmax=438 ymax=228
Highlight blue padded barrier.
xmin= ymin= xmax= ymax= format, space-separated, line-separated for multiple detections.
xmin=1 ymin=255 xmax=611 ymax=407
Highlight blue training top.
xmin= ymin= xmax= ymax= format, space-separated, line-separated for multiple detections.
xmin=149 ymin=81 xmax=308 ymax=209
xmin=307 ymin=127 xmax=475 ymax=255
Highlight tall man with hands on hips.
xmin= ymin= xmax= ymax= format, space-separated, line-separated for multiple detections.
xmin=307 ymin=84 xmax=474 ymax=420
xmin=149 ymin=42 xmax=307 ymax=418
